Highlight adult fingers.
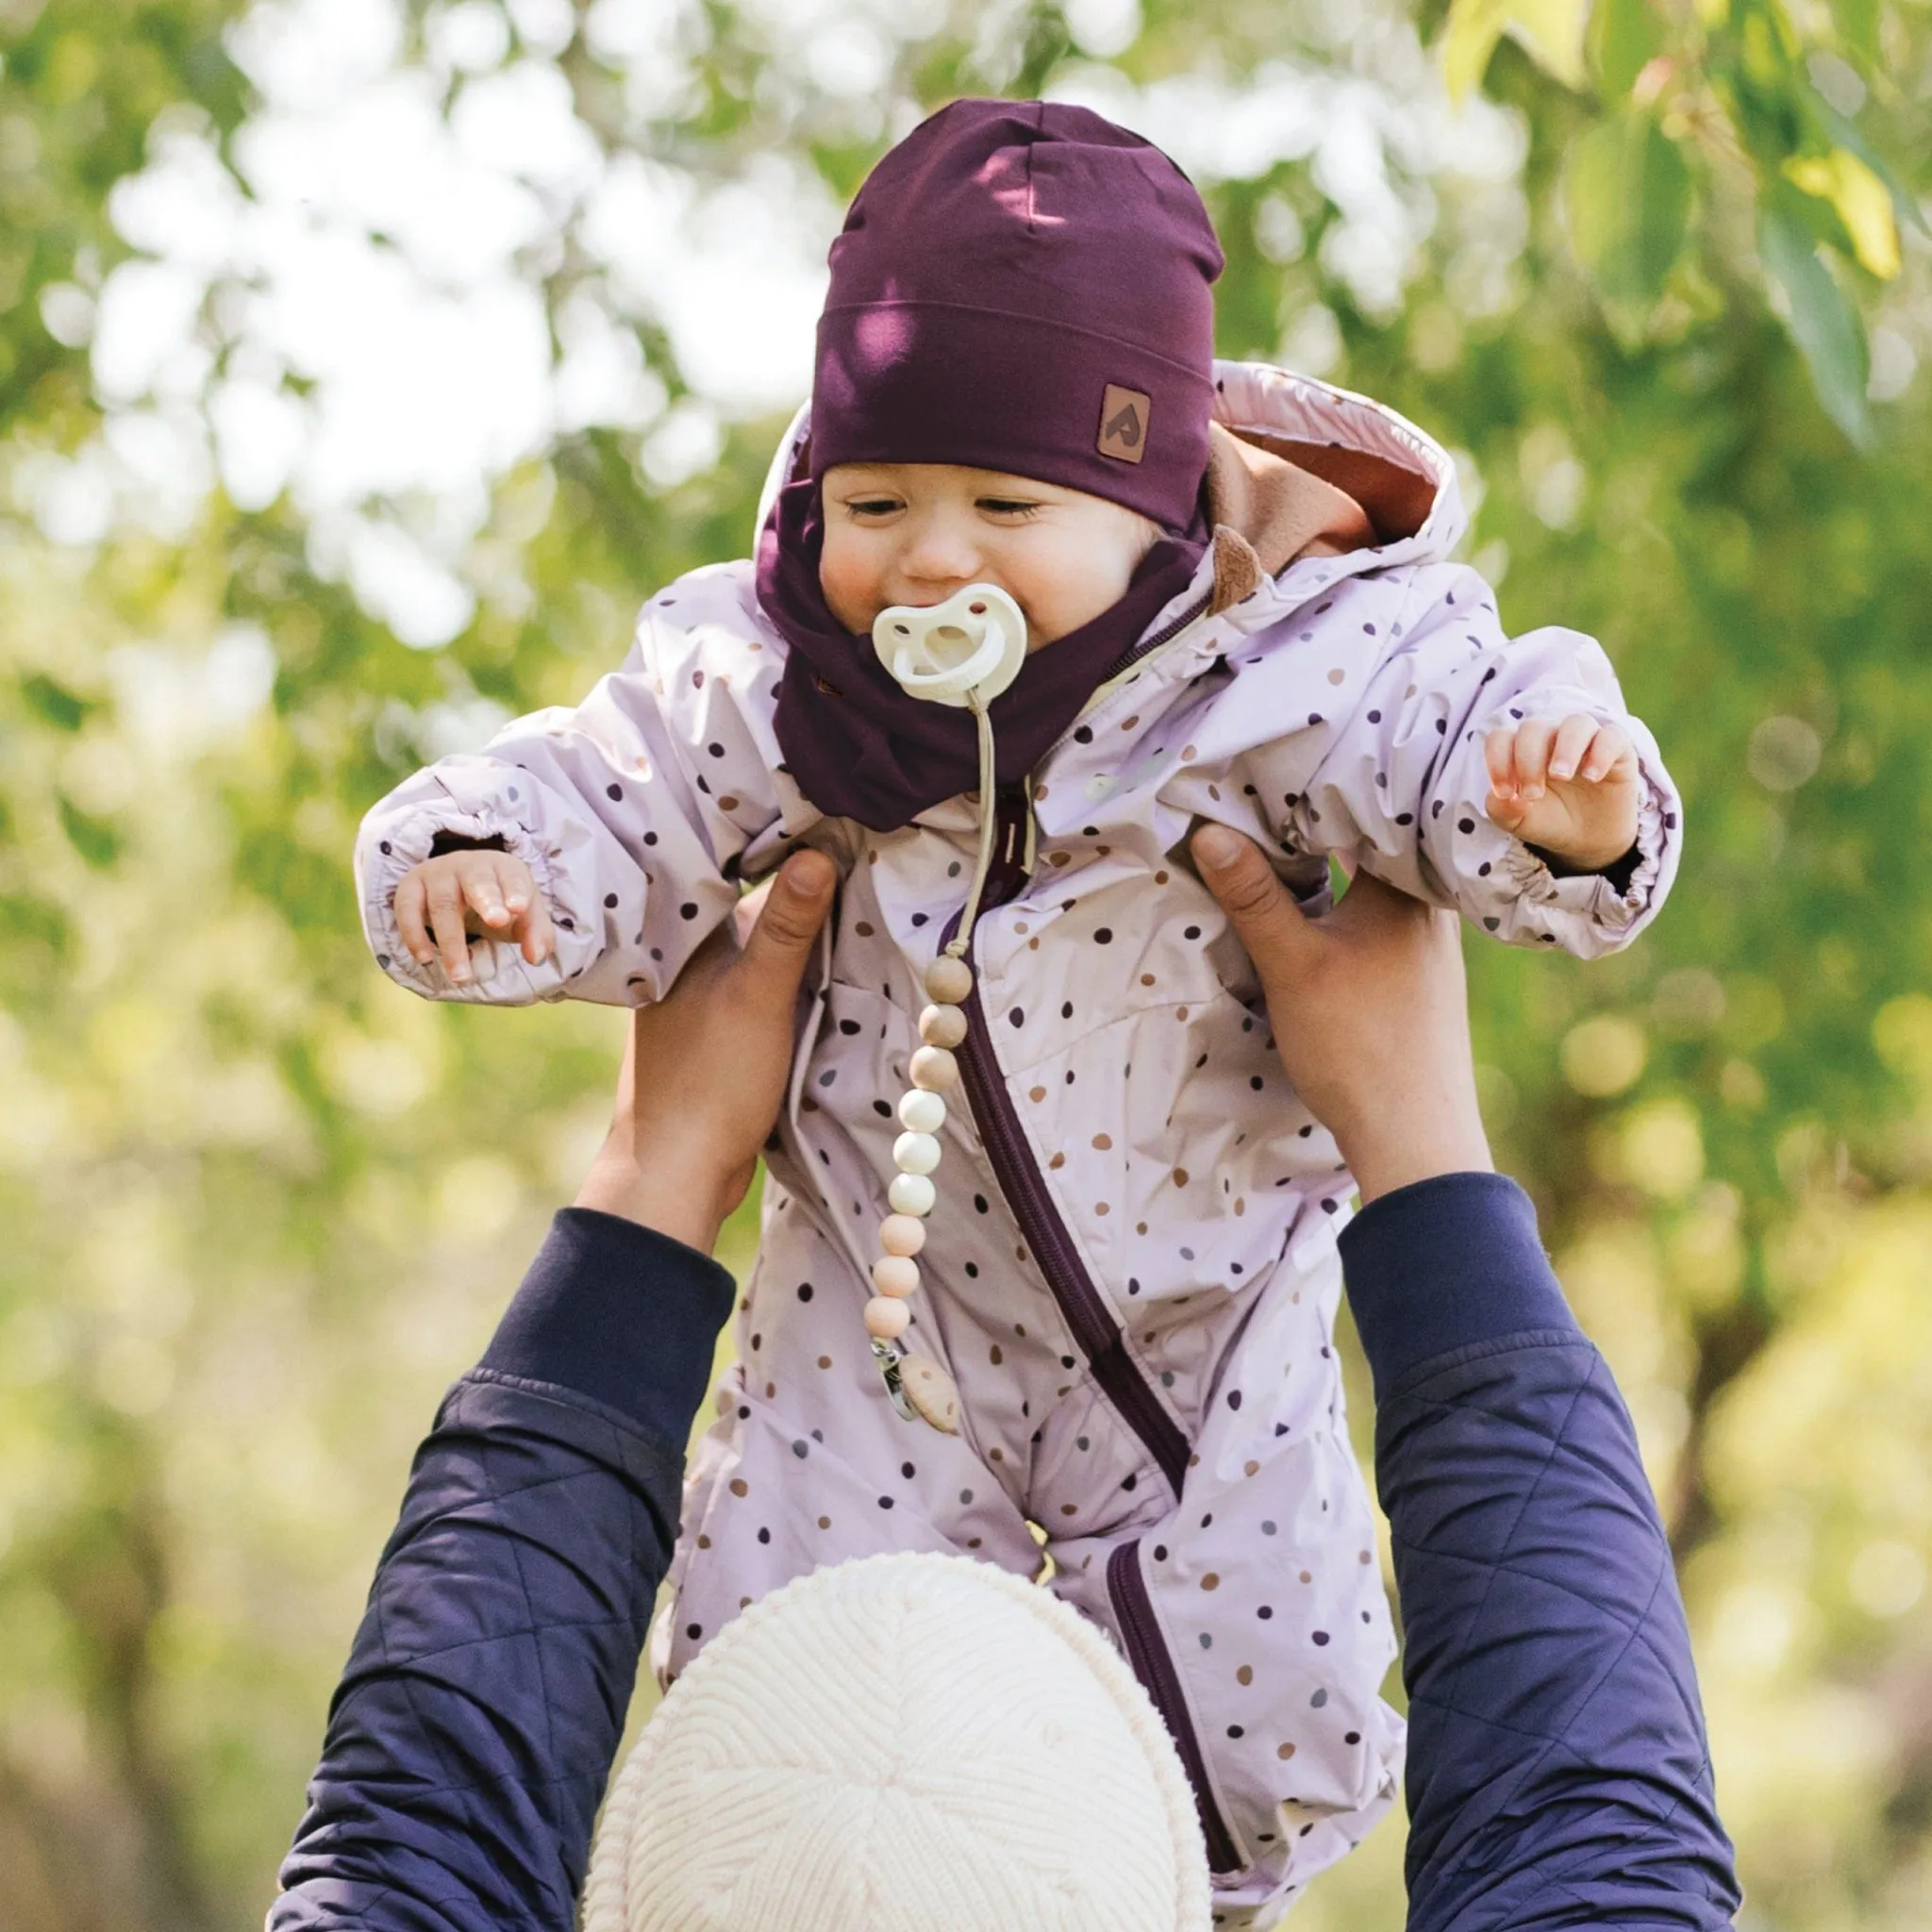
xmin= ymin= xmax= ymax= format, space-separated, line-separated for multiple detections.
xmin=1547 ymin=713 xmax=1598 ymax=783
xmin=1581 ymin=720 xmax=1636 ymax=783
xmin=424 ymin=868 xmax=473 ymax=981
xmin=1511 ymin=717 xmax=1558 ymax=800
xmin=1328 ymin=868 xmax=1423 ymax=936
xmin=736 ymin=850 xmax=836 ymax=1001
xmin=1192 ymin=826 xmax=1317 ymax=989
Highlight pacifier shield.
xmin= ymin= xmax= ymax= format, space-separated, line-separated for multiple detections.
xmin=871 ymin=583 xmax=1026 ymax=708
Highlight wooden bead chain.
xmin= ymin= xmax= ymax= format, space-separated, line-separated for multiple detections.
xmin=864 ymin=950 xmax=973 ymax=1434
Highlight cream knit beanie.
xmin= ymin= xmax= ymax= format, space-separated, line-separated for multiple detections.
xmin=581 ymin=1552 xmax=1213 ymax=1932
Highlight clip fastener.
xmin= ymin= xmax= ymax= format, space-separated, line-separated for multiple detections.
xmin=871 ymin=1336 xmax=919 ymax=1424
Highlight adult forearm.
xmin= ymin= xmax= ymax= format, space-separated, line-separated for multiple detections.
xmin=272 ymin=1210 xmax=735 ymax=1932
xmin=1341 ymin=1175 xmax=1740 ymax=1932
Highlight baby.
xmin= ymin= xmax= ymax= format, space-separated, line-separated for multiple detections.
xmin=356 ymin=101 xmax=1678 ymax=1927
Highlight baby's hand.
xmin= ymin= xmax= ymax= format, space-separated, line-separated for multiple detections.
xmin=393 ymin=850 xmax=554 ymax=984
xmin=1483 ymin=713 xmax=1640 ymax=873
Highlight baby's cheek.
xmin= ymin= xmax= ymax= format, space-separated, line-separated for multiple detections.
xmin=818 ymin=547 xmax=874 ymax=634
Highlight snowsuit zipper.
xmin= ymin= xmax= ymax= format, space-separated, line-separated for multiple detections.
xmin=940 ymin=789 xmax=1190 ymax=1496
xmin=1108 ymin=1540 xmax=1244 ymax=1874
xmin=942 ymin=782 xmax=1240 ymax=1874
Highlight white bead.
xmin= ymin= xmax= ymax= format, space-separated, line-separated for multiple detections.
xmin=893 ymin=1130 xmax=941 ymax=1175
xmin=909 ymin=1045 xmax=959 ymax=1091
xmin=878 ymin=1212 xmax=926 ymax=1257
xmin=863 ymin=1295 xmax=911 ymax=1340
xmin=898 ymin=1088 xmax=946 ymax=1135
xmin=919 ymin=1003 xmax=968 ymax=1048
xmin=925 ymin=956 xmax=973 ymax=1005
xmin=888 ymin=1172 xmax=936 ymax=1216
xmin=872 ymin=1254 xmax=920 ymax=1298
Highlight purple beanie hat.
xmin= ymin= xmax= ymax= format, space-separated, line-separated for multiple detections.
xmin=810 ymin=98 xmax=1224 ymax=531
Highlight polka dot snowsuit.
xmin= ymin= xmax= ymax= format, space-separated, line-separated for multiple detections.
xmin=357 ymin=363 xmax=1681 ymax=1926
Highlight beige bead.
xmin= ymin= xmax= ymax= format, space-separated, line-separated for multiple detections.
xmin=924 ymin=955 xmax=974 ymax=1005
xmin=909 ymin=1045 xmax=959 ymax=1091
xmin=863 ymin=1295 xmax=911 ymax=1341
xmin=888 ymin=1172 xmax=936 ymax=1217
xmin=901 ymin=1355 xmax=961 ymax=1434
xmin=893 ymin=1130 xmax=941 ymax=1175
xmin=919 ymin=1003 xmax=968 ymax=1048
xmin=872 ymin=1254 xmax=920 ymax=1298
xmin=897 ymin=1088 xmax=946 ymax=1135
xmin=878 ymin=1213 xmax=926 ymax=1257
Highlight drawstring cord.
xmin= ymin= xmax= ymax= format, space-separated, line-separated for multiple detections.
xmin=945 ymin=695 xmax=1002 ymax=961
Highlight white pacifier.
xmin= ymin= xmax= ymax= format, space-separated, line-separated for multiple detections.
xmin=872 ymin=584 xmax=1026 ymax=708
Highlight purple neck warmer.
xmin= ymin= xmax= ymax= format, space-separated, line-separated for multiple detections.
xmin=761 ymin=475 xmax=1208 ymax=832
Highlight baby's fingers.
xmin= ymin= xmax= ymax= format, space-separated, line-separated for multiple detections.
xmin=1579 ymin=721 xmax=1637 ymax=783
xmin=1483 ymin=724 xmax=1519 ymax=800
xmin=1509 ymin=717 xmax=1558 ymax=801
xmin=424 ymin=867 xmax=474 ymax=983
xmin=460 ymin=855 xmax=512 ymax=930
xmin=394 ymin=871 xmax=436 ymax=967
xmin=1546 ymin=714 xmax=1599 ymax=784
xmin=1484 ymin=784 xmax=1531 ymax=835
xmin=516 ymin=892 xmax=555 ymax=967
xmin=492 ymin=853 xmax=532 ymax=921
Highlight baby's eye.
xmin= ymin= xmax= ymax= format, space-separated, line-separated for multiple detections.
xmin=979 ymin=498 xmax=1043 ymax=520
xmin=843 ymin=497 xmax=903 ymax=518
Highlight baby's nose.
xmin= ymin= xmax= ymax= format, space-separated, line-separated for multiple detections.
xmin=898 ymin=516 xmax=981 ymax=582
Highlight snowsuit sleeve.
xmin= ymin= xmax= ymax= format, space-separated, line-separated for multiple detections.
xmin=1259 ymin=564 xmax=1680 ymax=959
xmin=355 ymin=574 xmax=795 ymax=1008
xmin=1341 ymin=1174 xmax=1740 ymax=1932
xmin=270 ymin=1208 xmax=736 ymax=1932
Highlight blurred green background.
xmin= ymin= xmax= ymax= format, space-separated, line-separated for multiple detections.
xmin=2 ymin=0 xmax=1929 ymax=1925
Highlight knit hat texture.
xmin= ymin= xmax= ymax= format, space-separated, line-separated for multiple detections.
xmin=581 ymin=1552 xmax=1213 ymax=1932
xmin=810 ymin=97 xmax=1224 ymax=532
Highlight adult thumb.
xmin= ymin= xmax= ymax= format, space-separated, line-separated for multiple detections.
xmin=737 ymin=848 xmax=836 ymax=993
xmin=1191 ymin=825 xmax=1316 ymax=987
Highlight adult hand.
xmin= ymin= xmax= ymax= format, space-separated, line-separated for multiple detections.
xmin=1191 ymin=828 xmax=1492 ymax=1203
xmin=574 ymin=848 xmax=837 ymax=1253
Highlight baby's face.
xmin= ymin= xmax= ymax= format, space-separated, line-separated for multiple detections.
xmin=819 ymin=462 xmax=1160 ymax=650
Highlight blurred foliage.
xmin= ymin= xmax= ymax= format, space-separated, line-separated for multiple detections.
xmin=2 ymin=0 xmax=1930 ymax=1926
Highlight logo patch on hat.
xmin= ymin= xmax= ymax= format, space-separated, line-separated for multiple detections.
xmin=1097 ymin=384 xmax=1151 ymax=464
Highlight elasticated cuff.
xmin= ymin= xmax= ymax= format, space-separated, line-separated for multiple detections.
xmin=480 ymin=1208 xmax=736 ymax=1444
xmin=1338 ymin=1172 xmax=1578 ymax=1402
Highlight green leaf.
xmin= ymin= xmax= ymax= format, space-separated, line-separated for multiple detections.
xmin=1588 ymin=0 xmax=1661 ymax=97
xmin=1442 ymin=0 xmax=1590 ymax=100
xmin=1442 ymin=0 xmax=1509 ymax=102
xmin=20 ymin=672 xmax=97 ymax=732
xmin=1564 ymin=110 xmax=1690 ymax=308
xmin=1758 ymin=196 xmax=1873 ymax=446
xmin=1813 ymin=94 xmax=1931 ymax=238
xmin=1832 ymin=0 xmax=1882 ymax=63
xmin=1786 ymin=148 xmax=1900 ymax=278
xmin=57 ymin=793 xmax=122 ymax=868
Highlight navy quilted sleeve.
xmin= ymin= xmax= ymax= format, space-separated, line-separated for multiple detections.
xmin=1341 ymin=1175 xmax=1740 ymax=1932
xmin=271 ymin=1210 xmax=734 ymax=1931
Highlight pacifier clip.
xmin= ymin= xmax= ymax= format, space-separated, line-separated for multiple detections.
xmin=859 ymin=585 xmax=1028 ymax=1436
